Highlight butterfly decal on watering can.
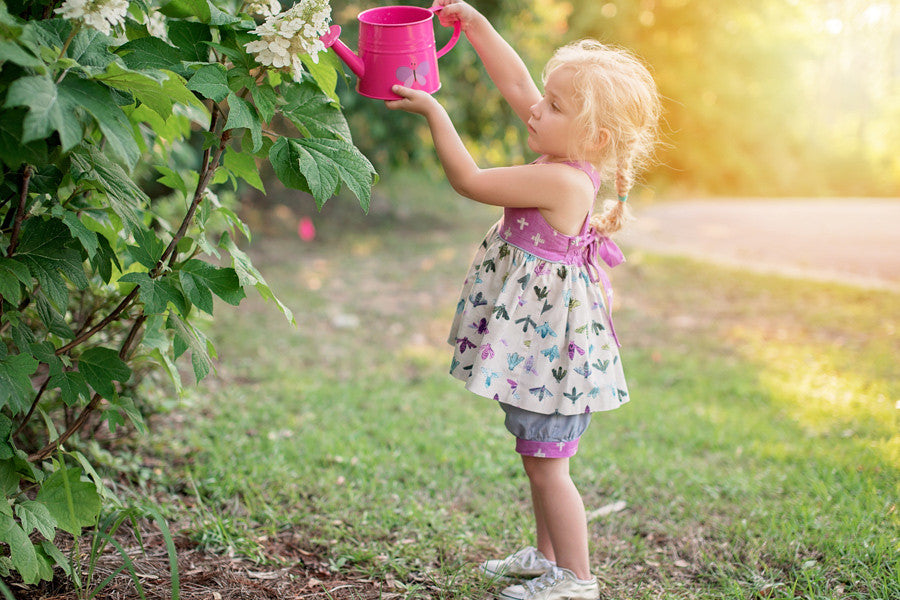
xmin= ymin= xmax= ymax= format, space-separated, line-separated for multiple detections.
xmin=397 ymin=57 xmax=431 ymax=87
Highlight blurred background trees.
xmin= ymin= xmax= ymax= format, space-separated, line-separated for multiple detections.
xmin=329 ymin=0 xmax=900 ymax=198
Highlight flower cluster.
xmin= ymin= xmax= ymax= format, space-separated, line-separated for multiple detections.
xmin=244 ymin=0 xmax=331 ymax=82
xmin=55 ymin=0 xmax=129 ymax=36
xmin=244 ymin=0 xmax=283 ymax=19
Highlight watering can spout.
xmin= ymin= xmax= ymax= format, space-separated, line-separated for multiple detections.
xmin=320 ymin=25 xmax=365 ymax=79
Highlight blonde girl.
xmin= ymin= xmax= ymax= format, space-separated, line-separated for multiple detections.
xmin=387 ymin=2 xmax=660 ymax=599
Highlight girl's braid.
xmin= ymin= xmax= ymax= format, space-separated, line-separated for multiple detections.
xmin=592 ymin=142 xmax=636 ymax=237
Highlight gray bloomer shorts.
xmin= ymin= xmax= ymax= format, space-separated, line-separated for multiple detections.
xmin=500 ymin=403 xmax=592 ymax=458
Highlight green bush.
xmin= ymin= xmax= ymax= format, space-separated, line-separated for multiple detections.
xmin=0 ymin=0 xmax=374 ymax=588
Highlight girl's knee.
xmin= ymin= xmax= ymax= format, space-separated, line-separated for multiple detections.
xmin=522 ymin=456 xmax=570 ymax=488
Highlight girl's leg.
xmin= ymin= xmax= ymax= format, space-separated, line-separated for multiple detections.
xmin=529 ymin=477 xmax=554 ymax=563
xmin=522 ymin=455 xmax=591 ymax=580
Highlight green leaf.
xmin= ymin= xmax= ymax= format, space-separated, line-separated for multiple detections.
xmin=187 ymin=63 xmax=229 ymax=102
xmin=48 ymin=371 xmax=91 ymax=406
xmin=67 ymin=27 xmax=117 ymax=69
xmin=14 ymin=217 xmax=89 ymax=309
xmin=0 ymin=258 xmax=31 ymax=306
xmin=166 ymin=313 xmax=213 ymax=382
xmin=29 ymin=342 xmax=62 ymax=376
xmin=36 ymin=466 xmax=101 ymax=535
xmin=15 ymin=501 xmax=57 ymax=541
xmin=96 ymin=64 xmax=205 ymax=120
xmin=104 ymin=396 xmax=147 ymax=434
xmin=281 ymin=80 xmax=352 ymax=141
xmin=223 ymin=147 xmax=264 ymax=192
xmin=301 ymin=51 xmax=342 ymax=103
xmin=119 ymin=272 xmax=189 ymax=315
xmin=0 ymin=110 xmax=49 ymax=169
xmin=70 ymin=147 xmax=149 ymax=233
xmin=96 ymin=62 xmax=172 ymax=117
xmin=0 ymin=352 xmax=37 ymax=416
xmin=0 ymin=415 xmax=13 ymax=461
xmin=160 ymin=0 xmax=211 ymax=22
xmin=221 ymin=233 xmax=294 ymax=324
xmin=0 ymin=515 xmax=39 ymax=584
xmin=118 ymin=36 xmax=183 ymax=71
xmin=208 ymin=1 xmax=241 ymax=25
xmin=270 ymin=137 xmax=376 ymax=211
xmin=250 ymin=84 xmax=277 ymax=123
xmin=40 ymin=541 xmax=71 ymax=577
xmin=90 ymin=233 xmax=121 ymax=284
xmin=0 ymin=40 xmax=43 ymax=68
xmin=178 ymin=259 xmax=244 ymax=314
xmin=224 ymin=92 xmax=262 ymax=152
xmin=154 ymin=164 xmax=189 ymax=195
xmin=168 ymin=20 xmax=212 ymax=62
xmin=51 ymin=207 xmax=99 ymax=258
xmin=127 ymin=227 xmax=166 ymax=269
xmin=19 ymin=19 xmax=68 ymax=57
xmin=57 ymin=77 xmax=140 ymax=170
xmin=0 ymin=458 xmax=19 ymax=497
xmin=77 ymin=347 xmax=131 ymax=399
xmin=3 ymin=75 xmax=82 ymax=150
xmin=35 ymin=294 xmax=75 ymax=340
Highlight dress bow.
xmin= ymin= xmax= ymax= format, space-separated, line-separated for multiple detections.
xmin=581 ymin=231 xmax=625 ymax=347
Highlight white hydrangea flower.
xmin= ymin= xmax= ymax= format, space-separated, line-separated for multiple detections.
xmin=245 ymin=0 xmax=283 ymax=18
xmin=55 ymin=0 xmax=129 ymax=36
xmin=245 ymin=0 xmax=331 ymax=82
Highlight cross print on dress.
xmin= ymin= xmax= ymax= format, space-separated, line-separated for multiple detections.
xmin=517 ymin=217 xmax=529 ymax=230
xmin=504 ymin=228 xmax=512 ymax=238
xmin=531 ymin=232 xmax=545 ymax=246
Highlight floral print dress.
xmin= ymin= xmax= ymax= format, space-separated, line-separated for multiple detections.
xmin=447 ymin=160 xmax=629 ymax=416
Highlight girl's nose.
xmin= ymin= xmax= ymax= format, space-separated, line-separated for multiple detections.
xmin=530 ymin=102 xmax=540 ymax=118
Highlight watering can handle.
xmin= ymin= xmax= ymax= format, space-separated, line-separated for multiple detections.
xmin=431 ymin=6 xmax=462 ymax=59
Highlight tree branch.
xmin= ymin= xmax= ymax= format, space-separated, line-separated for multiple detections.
xmin=7 ymin=164 xmax=33 ymax=256
xmin=55 ymin=288 xmax=139 ymax=355
xmin=28 ymin=314 xmax=148 ymax=463
xmin=155 ymin=120 xmax=229 ymax=273
xmin=13 ymin=377 xmax=51 ymax=439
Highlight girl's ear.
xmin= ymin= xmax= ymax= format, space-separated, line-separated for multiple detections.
xmin=595 ymin=128 xmax=612 ymax=152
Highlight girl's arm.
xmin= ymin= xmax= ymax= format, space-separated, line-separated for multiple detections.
xmin=386 ymin=86 xmax=592 ymax=217
xmin=433 ymin=0 xmax=540 ymax=123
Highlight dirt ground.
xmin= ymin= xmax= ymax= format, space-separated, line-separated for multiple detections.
xmin=9 ymin=524 xmax=389 ymax=600
xmin=619 ymin=198 xmax=900 ymax=291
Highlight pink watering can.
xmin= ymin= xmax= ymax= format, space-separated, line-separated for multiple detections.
xmin=320 ymin=5 xmax=461 ymax=100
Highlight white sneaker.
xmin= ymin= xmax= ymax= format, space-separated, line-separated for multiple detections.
xmin=498 ymin=566 xmax=599 ymax=600
xmin=479 ymin=546 xmax=555 ymax=581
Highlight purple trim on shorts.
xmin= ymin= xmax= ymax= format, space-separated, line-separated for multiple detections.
xmin=515 ymin=438 xmax=580 ymax=458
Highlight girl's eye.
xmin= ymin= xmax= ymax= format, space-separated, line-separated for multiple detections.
xmin=551 ymin=103 xmax=560 ymax=112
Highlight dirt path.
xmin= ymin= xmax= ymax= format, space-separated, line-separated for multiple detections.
xmin=619 ymin=198 xmax=900 ymax=291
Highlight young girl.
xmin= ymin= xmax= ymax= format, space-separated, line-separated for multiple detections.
xmin=387 ymin=2 xmax=660 ymax=599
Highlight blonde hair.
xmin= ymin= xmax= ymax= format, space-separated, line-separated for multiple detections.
xmin=542 ymin=40 xmax=661 ymax=236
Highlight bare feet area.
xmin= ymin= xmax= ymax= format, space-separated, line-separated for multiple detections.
xmin=619 ymin=198 xmax=900 ymax=291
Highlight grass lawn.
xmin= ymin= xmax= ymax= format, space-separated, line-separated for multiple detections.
xmin=136 ymin=173 xmax=899 ymax=600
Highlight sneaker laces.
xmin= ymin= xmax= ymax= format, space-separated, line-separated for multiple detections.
xmin=522 ymin=567 xmax=565 ymax=594
xmin=512 ymin=547 xmax=548 ymax=571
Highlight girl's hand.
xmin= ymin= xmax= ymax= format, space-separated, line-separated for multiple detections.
xmin=431 ymin=0 xmax=483 ymax=33
xmin=384 ymin=85 xmax=440 ymax=116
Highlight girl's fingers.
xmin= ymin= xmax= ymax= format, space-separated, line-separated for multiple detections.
xmin=385 ymin=85 xmax=414 ymax=110
xmin=392 ymin=84 xmax=413 ymax=97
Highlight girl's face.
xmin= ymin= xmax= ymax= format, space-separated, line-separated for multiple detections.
xmin=527 ymin=67 xmax=581 ymax=160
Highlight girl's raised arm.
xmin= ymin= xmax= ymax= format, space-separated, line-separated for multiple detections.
xmin=386 ymin=87 xmax=591 ymax=219
xmin=433 ymin=0 xmax=541 ymax=123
